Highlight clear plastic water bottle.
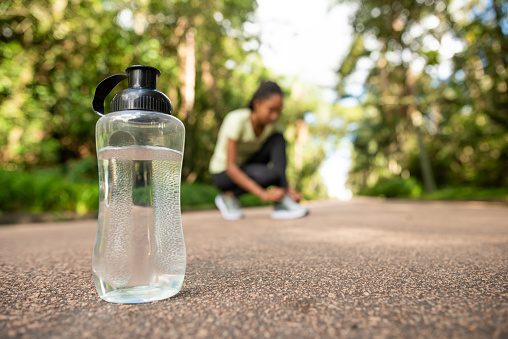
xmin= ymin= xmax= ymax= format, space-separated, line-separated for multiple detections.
xmin=91 ymin=65 xmax=186 ymax=303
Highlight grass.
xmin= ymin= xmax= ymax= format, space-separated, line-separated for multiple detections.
xmin=1 ymin=161 xmax=506 ymax=220
xmin=420 ymin=187 xmax=508 ymax=202
xmin=357 ymin=177 xmax=508 ymax=203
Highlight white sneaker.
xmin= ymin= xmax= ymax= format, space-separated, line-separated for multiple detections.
xmin=215 ymin=194 xmax=244 ymax=220
xmin=270 ymin=195 xmax=309 ymax=220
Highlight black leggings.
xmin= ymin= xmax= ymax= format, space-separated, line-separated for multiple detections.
xmin=211 ymin=133 xmax=288 ymax=197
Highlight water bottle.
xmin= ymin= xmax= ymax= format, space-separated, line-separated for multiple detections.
xmin=91 ymin=65 xmax=186 ymax=303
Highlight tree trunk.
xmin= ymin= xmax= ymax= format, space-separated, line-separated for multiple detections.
xmin=415 ymin=125 xmax=436 ymax=193
xmin=406 ymin=70 xmax=436 ymax=193
xmin=177 ymin=28 xmax=196 ymax=121
xmin=294 ymin=120 xmax=309 ymax=191
xmin=176 ymin=23 xmax=197 ymax=182
xmin=294 ymin=120 xmax=309 ymax=172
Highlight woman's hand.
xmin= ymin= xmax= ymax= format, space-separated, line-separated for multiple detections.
xmin=287 ymin=186 xmax=303 ymax=202
xmin=260 ymin=187 xmax=285 ymax=202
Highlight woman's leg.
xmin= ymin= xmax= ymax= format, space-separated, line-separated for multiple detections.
xmin=211 ymin=133 xmax=288 ymax=197
xmin=244 ymin=133 xmax=288 ymax=188
xmin=211 ymin=165 xmax=283 ymax=197
xmin=211 ymin=171 xmax=241 ymax=196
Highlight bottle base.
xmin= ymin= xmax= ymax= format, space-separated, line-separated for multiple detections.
xmin=98 ymin=285 xmax=182 ymax=304
xmin=94 ymin=273 xmax=184 ymax=304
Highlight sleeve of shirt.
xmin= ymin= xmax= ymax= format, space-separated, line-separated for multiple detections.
xmin=220 ymin=112 xmax=243 ymax=141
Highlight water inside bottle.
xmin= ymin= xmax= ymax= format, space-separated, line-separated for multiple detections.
xmin=93 ymin=145 xmax=186 ymax=303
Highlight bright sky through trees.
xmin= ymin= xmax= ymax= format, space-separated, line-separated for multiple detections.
xmin=255 ymin=0 xmax=356 ymax=199
xmin=255 ymin=0 xmax=356 ymax=100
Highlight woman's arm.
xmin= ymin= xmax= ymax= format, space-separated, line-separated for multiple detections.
xmin=225 ymin=138 xmax=284 ymax=202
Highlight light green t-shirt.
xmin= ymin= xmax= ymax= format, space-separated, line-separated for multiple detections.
xmin=209 ymin=108 xmax=282 ymax=174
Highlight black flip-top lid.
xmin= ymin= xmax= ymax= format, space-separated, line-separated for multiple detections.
xmin=92 ymin=65 xmax=173 ymax=116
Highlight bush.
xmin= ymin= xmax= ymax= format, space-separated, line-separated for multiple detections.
xmin=65 ymin=156 xmax=98 ymax=183
xmin=180 ymin=183 xmax=220 ymax=209
xmin=239 ymin=194 xmax=269 ymax=207
xmin=421 ymin=187 xmax=508 ymax=202
xmin=0 ymin=168 xmax=99 ymax=214
xmin=132 ymin=186 xmax=152 ymax=207
xmin=0 ymin=156 xmax=272 ymax=216
xmin=358 ymin=177 xmax=423 ymax=198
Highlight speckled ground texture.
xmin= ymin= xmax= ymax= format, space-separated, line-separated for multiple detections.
xmin=1 ymin=198 xmax=507 ymax=339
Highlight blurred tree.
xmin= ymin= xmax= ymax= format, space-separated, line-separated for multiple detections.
xmin=281 ymin=80 xmax=332 ymax=199
xmin=0 ymin=0 xmax=260 ymax=179
xmin=0 ymin=0 xmax=122 ymax=167
xmin=0 ymin=0 xmax=331 ymax=202
xmin=451 ymin=0 xmax=508 ymax=128
xmin=335 ymin=0 xmax=508 ymax=195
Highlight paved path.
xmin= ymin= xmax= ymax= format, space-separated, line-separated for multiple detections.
xmin=1 ymin=199 xmax=507 ymax=338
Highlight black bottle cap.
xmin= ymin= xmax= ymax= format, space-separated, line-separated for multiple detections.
xmin=92 ymin=65 xmax=173 ymax=116
xmin=110 ymin=65 xmax=172 ymax=115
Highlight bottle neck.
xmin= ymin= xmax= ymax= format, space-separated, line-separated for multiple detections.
xmin=128 ymin=69 xmax=158 ymax=89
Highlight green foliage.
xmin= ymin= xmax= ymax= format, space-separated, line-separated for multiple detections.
xmin=355 ymin=175 xmax=508 ymax=201
xmin=0 ymin=168 xmax=99 ymax=214
xmin=115 ymin=183 xmax=224 ymax=209
xmin=421 ymin=187 xmax=508 ymax=202
xmin=336 ymin=0 xmax=508 ymax=197
xmin=0 ymin=160 xmax=274 ymax=215
xmin=180 ymin=183 xmax=221 ymax=209
xmin=358 ymin=176 xmax=422 ymax=198
xmin=0 ymin=0 xmax=329 ymax=211
xmin=238 ymin=194 xmax=267 ymax=207
xmin=132 ymin=186 xmax=152 ymax=207
xmin=65 ymin=156 xmax=98 ymax=183
xmin=0 ymin=0 xmax=260 ymax=176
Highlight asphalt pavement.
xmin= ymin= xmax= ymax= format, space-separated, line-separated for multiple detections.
xmin=1 ymin=198 xmax=507 ymax=338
